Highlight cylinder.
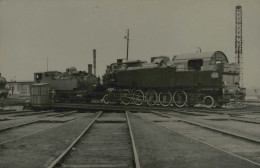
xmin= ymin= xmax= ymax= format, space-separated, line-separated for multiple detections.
xmin=88 ymin=64 xmax=92 ymax=75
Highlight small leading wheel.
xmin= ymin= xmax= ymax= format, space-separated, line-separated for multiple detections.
xmin=203 ymin=95 xmax=215 ymax=108
xmin=103 ymin=94 xmax=110 ymax=104
xmin=173 ymin=91 xmax=187 ymax=107
xmin=145 ymin=90 xmax=157 ymax=106
xmin=133 ymin=90 xmax=144 ymax=105
xmin=159 ymin=91 xmax=172 ymax=107
xmin=121 ymin=90 xmax=131 ymax=105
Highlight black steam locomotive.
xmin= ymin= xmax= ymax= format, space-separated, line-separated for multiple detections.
xmin=33 ymin=51 xmax=245 ymax=108
xmin=102 ymin=51 xmax=245 ymax=108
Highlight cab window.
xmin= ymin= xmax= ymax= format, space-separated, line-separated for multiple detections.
xmin=188 ymin=59 xmax=203 ymax=71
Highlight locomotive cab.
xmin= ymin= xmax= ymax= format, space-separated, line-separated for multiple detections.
xmin=173 ymin=51 xmax=243 ymax=106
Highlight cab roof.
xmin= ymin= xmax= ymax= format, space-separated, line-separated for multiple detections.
xmin=174 ymin=51 xmax=229 ymax=63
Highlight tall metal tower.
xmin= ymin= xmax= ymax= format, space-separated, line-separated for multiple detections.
xmin=235 ymin=5 xmax=243 ymax=86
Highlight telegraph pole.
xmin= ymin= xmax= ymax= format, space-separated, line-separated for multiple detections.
xmin=124 ymin=29 xmax=130 ymax=60
xmin=46 ymin=57 xmax=49 ymax=71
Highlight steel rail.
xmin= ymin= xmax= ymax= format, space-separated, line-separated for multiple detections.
xmin=0 ymin=110 xmax=77 ymax=132
xmin=151 ymin=111 xmax=260 ymax=144
xmin=131 ymin=112 xmax=260 ymax=167
xmin=0 ymin=110 xmax=33 ymax=115
xmin=47 ymin=111 xmax=102 ymax=168
xmin=229 ymin=117 xmax=260 ymax=124
xmin=152 ymin=109 xmax=260 ymax=125
xmin=126 ymin=111 xmax=141 ymax=168
xmin=11 ymin=110 xmax=55 ymax=116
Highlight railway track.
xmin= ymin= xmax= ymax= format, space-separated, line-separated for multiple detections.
xmin=49 ymin=101 xmax=260 ymax=113
xmin=163 ymin=107 xmax=260 ymax=125
xmin=48 ymin=111 xmax=140 ymax=168
xmin=0 ymin=111 xmax=82 ymax=145
xmin=0 ymin=110 xmax=33 ymax=115
xmin=135 ymin=111 xmax=260 ymax=166
xmin=152 ymin=111 xmax=260 ymax=143
xmin=0 ymin=110 xmax=77 ymax=132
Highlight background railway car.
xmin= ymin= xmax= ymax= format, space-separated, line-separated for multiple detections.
xmin=30 ymin=83 xmax=50 ymax=106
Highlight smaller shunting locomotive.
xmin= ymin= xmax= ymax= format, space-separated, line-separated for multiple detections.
xmin=102 ymin=51 xmax=245 ymax=108
xmin=34 ymin=66 xmax=105 ymax=103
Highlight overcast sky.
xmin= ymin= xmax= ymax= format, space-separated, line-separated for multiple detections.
xmin=0 ymin=0 xmax=260 ymax=88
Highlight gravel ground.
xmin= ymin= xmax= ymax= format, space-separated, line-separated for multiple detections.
xmin=129 ymin=113 xmax=260 ymax=168
xmin=0 ymin=112 xmax=59 ymax=130
xmin=0 ymin=97 xmax=28 ymax=106
xmin=0 ymin=122 xmax=59 ymax=144
xmin=0 ymin=112 xmax=97 ymax=168
xmin=158 ymin=120 xmax=260 ymax=164
xmin=0 ymin=111 xmax=84 ymax=130
xmin=189 ymin=118 xmax=260 ymax=140
xmin=237 ymin=114 xmax=260 ymax=119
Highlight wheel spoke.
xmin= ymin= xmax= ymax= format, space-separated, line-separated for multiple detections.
xmin=103 ymin=94 xmax=110 ymax=104
xmin=133 ymin=90 xmax=144 ymax=105
xmin=145 ymin=90 xmax=157 ymax=106
xmin=159 ymin=91 xmax=172 ymax=106
xmin=173 ymin=91 xmax=187 ymax=107
xmin=121 ymin=90 xmax=131 ymax=105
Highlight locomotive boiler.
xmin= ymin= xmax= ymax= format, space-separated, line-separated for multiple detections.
xmin=102 ymin=51 xmax=245 ymax=108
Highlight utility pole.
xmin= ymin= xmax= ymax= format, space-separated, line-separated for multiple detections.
xmin=124 ymin=29 xmax=130 ymax=61
xmin=93 ymin=49 xmax=96 ymax=76
xmin=46 ymin=57 xmax=49 ymax=72
xmin=235 ymin=5 xmax=243 ymax=87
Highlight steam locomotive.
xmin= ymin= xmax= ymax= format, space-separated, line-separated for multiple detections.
xmin=34 ymin=66 xmax=105 ymax=103
xmin=0 ymin=74 xmax=8 ymax=98
xmin=102 ymin=51 xmax=245 ymax=108
xmin=33 ymin=51 xmax=245 ymax=108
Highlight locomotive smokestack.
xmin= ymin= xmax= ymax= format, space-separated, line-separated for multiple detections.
xmin=88 ymin=64 xmax=92 ymax=75
xmin=93 ymin=49 xmax=96 ymax=76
